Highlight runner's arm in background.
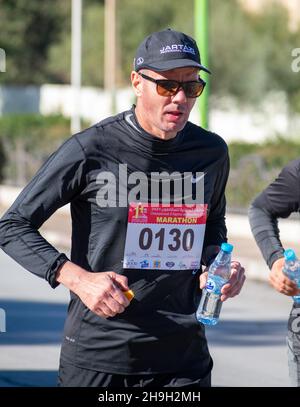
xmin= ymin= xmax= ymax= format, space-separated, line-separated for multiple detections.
xmin=248 ymin=159 xmax=300 ymax=296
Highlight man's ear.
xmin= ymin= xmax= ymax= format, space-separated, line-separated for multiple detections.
xmin=131 ymin=71 xmax=142 ymax=97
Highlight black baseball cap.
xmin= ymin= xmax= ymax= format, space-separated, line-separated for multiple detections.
xmin=133 ymin=28 xmax=211 ymax=74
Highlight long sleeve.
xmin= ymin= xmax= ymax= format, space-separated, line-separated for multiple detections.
xmin=0 ymin=135 xmax=88 ymax=288
xmin=248 ymin=159 xmax=300 ymax=269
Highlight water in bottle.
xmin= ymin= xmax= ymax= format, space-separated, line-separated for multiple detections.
xmin=283 ymin=249 xmax=300 ymax=304
xmin=196 ymin=242 xmax=233 ymax=326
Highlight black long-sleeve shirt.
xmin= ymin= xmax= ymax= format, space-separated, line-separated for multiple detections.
xmin=0 ymin=107 xmax=229 ymax=375
xmin=248 ymin=158 xmax=300 ymax=269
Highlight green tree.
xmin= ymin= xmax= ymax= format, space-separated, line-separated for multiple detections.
xmin=48 ymin=0 xmax=105 ymax=86
xmin=209 ymin=0 xmax=300 ymax=112
xmin=2 ymin=0 xmax=299 ymax=113
xmin=117 ymin=0 xmax=194 ymax=86
xmin=0 ymin=0 xmax=68 ymax=84
xmin=47 ymin=0 xmax=194 ymax=87
xmin=209 ymin=0 xmax=268 ymax=103
xmin=247 ymin=3 xmax=300 ymax=112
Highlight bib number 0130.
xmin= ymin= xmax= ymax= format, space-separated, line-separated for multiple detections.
xmin=123 ymin=203 xmax=207 ymax=270
xmin=139 ymin=227 xmax=194 ymax=252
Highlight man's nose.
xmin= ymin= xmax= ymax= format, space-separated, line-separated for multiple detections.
xmin=171 ymin=86 xmax=187 ymax=103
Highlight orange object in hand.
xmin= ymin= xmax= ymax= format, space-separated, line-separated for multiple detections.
xmin=123 ymin=289 xmax=135 ymax=301
xmin=109 ymin=273 xmax=134 ymax=302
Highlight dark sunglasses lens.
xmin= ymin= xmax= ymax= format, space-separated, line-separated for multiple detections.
xmin=156 ymin=79 xmax=205 ymax=97
xmin=183 ymin=82 xmax=204 ymax=97
xmin=157 ymin=80 xmax=178 ymax=96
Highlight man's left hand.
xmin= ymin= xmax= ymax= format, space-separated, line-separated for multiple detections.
xmin=200 ymin=261 xmax=246 ymax=302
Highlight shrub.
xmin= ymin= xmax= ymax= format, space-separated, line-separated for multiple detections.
xmin=0 ymin=114 xmax=71 ymax=185
xmin=227 ymin=137 xmax=300 ymax=210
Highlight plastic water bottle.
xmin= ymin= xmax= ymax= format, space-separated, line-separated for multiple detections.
xmin=283 ymin=249 xmax=300 ymax=304
xmin=196 ymin=243 xmax=233 ymax=326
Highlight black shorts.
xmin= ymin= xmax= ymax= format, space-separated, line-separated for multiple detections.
xmin=58 ymin=361 xmax=212 ymax=388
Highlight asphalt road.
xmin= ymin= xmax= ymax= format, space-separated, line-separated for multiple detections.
xmin=0 ymin=250 xmax=293 ymax=387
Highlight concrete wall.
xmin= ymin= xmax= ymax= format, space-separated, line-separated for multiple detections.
xmin=1 ymin=84 xmax=298 ymax=143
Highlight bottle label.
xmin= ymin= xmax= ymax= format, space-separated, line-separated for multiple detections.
xmin=205 ymin=278 xmax=216 ymax=293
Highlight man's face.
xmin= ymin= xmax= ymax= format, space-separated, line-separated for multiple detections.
xmin=131 ymin=67 xmax=200 ymax=140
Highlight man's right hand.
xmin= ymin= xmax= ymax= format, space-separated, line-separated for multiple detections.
xmin=56 ymin=261 xmax=130 ymax=318
xmin=269 ymin=257 xmax=300 ymax=297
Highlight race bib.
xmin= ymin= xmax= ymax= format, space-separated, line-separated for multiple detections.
xmin=123 ymin=203 xmax=207 ymax=270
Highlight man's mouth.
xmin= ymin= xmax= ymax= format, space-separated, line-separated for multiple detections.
xmin=166 ymin=111 xmax=184 ymax=121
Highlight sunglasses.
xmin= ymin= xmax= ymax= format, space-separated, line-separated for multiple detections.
xmin=139 ymin=72 xmax=206 ymax=98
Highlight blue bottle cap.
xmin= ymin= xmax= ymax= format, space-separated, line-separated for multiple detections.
xmin=221 ymin=243 xmax=233 ymax=253
xmin=284 ymin=249 xmax=296 ymax=261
